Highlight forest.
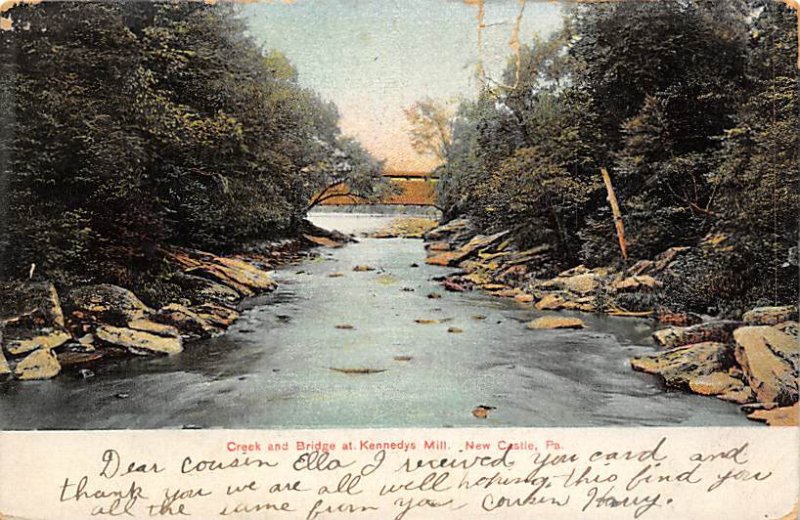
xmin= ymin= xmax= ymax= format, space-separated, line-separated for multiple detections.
xmin=0 ymin=1 xmax=385 ymax=293
xmin=422 ymin=0 xmax=798 ymax=314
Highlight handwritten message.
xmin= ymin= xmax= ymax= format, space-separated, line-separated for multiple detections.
xmin=0 ymin=428 xmax=796 ymax=520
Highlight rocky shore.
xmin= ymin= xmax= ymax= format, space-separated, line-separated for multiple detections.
xmin=0 ymin=222 xmax=350 ymax=382
xmin=416 ymin=218 xmax=799 ymax=426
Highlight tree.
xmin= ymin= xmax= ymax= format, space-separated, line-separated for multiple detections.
xmin=404 ymin=98 xmax=454 ymax=162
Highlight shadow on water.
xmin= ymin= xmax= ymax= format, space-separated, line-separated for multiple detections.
xmin=0 ymin=213 xmax=756 ymax=429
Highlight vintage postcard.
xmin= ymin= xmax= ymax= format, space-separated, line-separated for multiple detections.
xmin=0 ymin=0 xmax=798 ymax=518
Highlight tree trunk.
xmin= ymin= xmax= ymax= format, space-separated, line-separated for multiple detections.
xmin=601 ymin=167 xmax=628 ymax=260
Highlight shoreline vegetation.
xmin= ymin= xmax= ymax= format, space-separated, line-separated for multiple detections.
xmin=383 ymin=1 xmax=799 ymax=426
xmin=377 ymin=216 xmax=798 ymax=427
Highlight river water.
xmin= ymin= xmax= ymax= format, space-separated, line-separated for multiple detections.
xmin=0 ymin=213 xmax=752 ymax=429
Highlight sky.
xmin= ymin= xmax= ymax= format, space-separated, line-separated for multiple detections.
xmin=241 ymin=0 xmax=563 ymax=171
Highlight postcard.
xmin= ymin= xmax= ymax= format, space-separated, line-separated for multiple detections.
xmin=0 ymin=0 xmax=798 ymax=518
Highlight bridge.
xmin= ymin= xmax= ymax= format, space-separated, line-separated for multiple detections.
xmin=318 ymin=171 xmax=438 ymax=207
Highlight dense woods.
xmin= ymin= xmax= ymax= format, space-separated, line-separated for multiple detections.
xmin=431 ymin=0 xmax=798 ymax=313
xmin=0 ymin=1 xmax=384 ymax=289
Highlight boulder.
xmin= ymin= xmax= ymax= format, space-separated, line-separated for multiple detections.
xmin=552 ymin=273 xmax=601 ymax=295
xmin=655 ymin=310 xmax=703 ymax=327
xmin=95 ymin=325 xmax=183 ymax=355
xmin=170 ymin=272 xmax=241 ymax=308
xmin=4 ymin=330 xmax=71 ymax=356
xmin=425 ymin=251 xmax=461 ymax=267
xmin=303 ymin=234 xmax=344 ymax=248
xmin=775 ymin=321 xmax=799 ymax=338
xmin=128 ymin=319 xmax=181 ymax=338
xmin=423 ymin=218 xmax=473 ymax=242
xmin=535 ymin=293 xmax=569 ymax=311
xmin=733 ymin=326 xmax=799 ymax=406
xmin=169 ymin=249 xmax=276 ymax=296
xmin=0 ymin=347 xmax=9 ymax=376
xmin=14 ymin=348 xmax=61 ymax=380
xmin=747 ymin=402 xmax=799 ymax=426
xmin=631 ymin=342 xmax=736 ymax=389
xmin=0 ymin=281 xmax=65 ymax=329
xmin=527 ymin=316 xmax=586 ymax=330
xmin=652 ymin=321 xmax=741 ymax=349
xmin=425 ymin=231 xmax=508 ymax=267
xmin=514 ymin=293 xmax=534 ymax=303
xmin=194 ymin=303 xmax=240 ymax=329
xmin=742 ymin=306 xmax=798 ymax=326
xmin=153 ymin=303 xmax=217 ymax=337
xmin=688 ymin=372 xmax=749 ymax=397
xmin=611 ymin=275 xmax=662 ymax=293
xmin=68 ymin=284 xmax=153 ymax=325
xmin=425 ymin=241 xmax=451 ymax=252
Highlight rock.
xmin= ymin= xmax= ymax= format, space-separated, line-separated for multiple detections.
xmin=169 ymin=249 xmax=276 ymax=296
xmin=742 ymin=306 xmax=798 ymax=326
xmin=447 ymin=327 xmax=463 ymax=334
xmin=560 ymin=297 xmax=597 ymax=312
xmin=95 ymin=325 xmax=183 ymax=355
xmin=652 ymin=246 xmax=690 ymax=272
xmin=394 ymin=356 xmax=413 ymax=362
xmin=415 ymin=319 xmax=439 ymax=325
xmin=329 ymin=367 xmax=386 ymax=375
xmin=171 ymin=272 xmax=241 ymax=308
xmin=472 ymin=405 xmax=495 ymax=419
xmin=558 ymin=265 xmax=590 ymax=277
xmin=335 ymin=324 xmax=354 ymax=330
xmin=554 ymin=273 xmax=601 ymax=295
xmin=471 ymin=315 xmax=487 ymax=320
xmin=493 ymin=288 xmax=521 ymax=298
xmin=56 ymin=350 xmax=106 ymax=367
xmin=303 ymin=234 xmax=344 ymax=248
xmin=611 ymin=275 xmax=662 ymax=293
xmin=4 ymin=330 xmax=71 ymax=356
xmin=535 ymin=293 xmax=568 ymax=311
xmin=153 ymin=304 xmax=217 ymax=337
xmin=747 ymin=402 xmax=799 ymax=426
xmin=194 ymin=303 xmax=240 ymax=329
xmin=14 ymin=348 xmax=61 ymax=380
xmin=688 ymin=372 xmax=748 ymax=397
xmin=128 ymin=319 xmax=181 ymax=338
xmin=425 ymin=241 xmax=451 ymax=252
xmin=423 ymin=218 xmax=472 ymax=241
xmin=733 ymin=326 xmax=799 ymax=406
xmin=514 ymin=293 xmax=534 ymax=303
xmin=717 ymin=385 xmax=755 ymax=405
xmin=0 ymin=281 xmax=65 ymax=329
xmin=775 ymin=321 xmax=799 ymax=338
xmin=426 ymin=231 xmax=509 ymax=267
xmin=627 ymin=259 xmax=655 ymax=276
xmin=328 ymin=272 xmax=345 ymax=278
xmin=353 ymin=265 xmax=376 ymax=272
xmin=0 ymin=348 xmax=9 ymax=376
xmin=527 ymin=316 xmax=586 ymax=330
xmin=68 ymin=284 xmax=153 ymax=325
xmin=427 ymin=293 xmax=442 ymax=299
xmin=425 ymin=251 xmax=461 ymax=267
xmin=652 ymin=321 xmax=741 ymax=349
xmin=481 ymin=283 xmax=509 ymax=292
xmin=631 ymin=342 xmax=736 ymax=389
xmin=442 ymin=279 xmax=468 ymax=292
xmin=656 ymin=310 xmax=703 ymax=327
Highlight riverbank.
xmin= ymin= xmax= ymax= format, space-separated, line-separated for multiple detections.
xmin=0 ymin=221 xmax=351 ymax=382
xmin=1 ymin=213 xmax=751 ymax=429
xmin=400 ymin=217 xmax=799 ymax=426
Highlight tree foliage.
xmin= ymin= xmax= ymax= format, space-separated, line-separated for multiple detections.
xmin=0 ymin=1 xmax=385 ymax=286
xmin=432 ymin=0 xmax=798 ymax=310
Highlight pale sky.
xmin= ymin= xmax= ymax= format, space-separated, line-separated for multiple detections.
xmin=242 ymin=0 xmax=563 ymax=171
